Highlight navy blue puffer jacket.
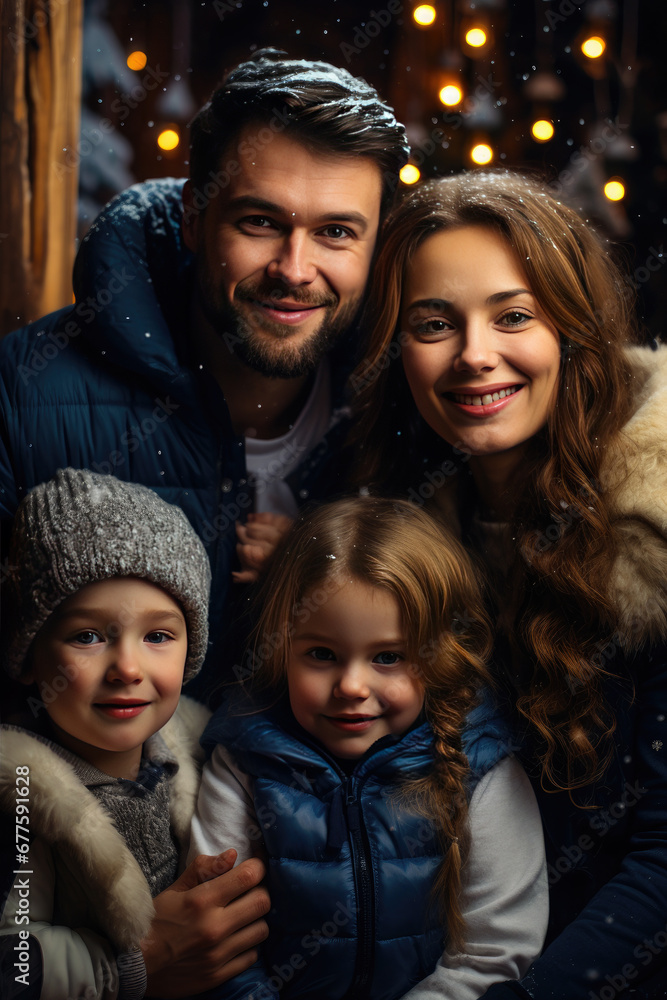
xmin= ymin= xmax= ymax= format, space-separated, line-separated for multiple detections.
xmin=199 ymin=692 xmax=513 ymax=1000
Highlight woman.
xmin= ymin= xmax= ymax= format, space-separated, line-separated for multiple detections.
xmin=353 ymin=170 xmax=667 ymax=999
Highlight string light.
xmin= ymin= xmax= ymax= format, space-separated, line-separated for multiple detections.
xmin=465 ymin=27 xmax=487 ymax=47
xmin=439 ymin=84 xmax=463 ymax=106
xmin=604 ymin=179 xmax=625 ymax=201
xmin=470 ymin=143 xmax=493 ymax=165
xmin=157 ymin=129 xmax=180 ymax=151
xmin=413 ymin=5 xmax=436 ymax=26
xmin=581 ymin=36 xmax=606 ymax=58
xmin=531 ymin=120 xmax=555 ymax=142
xmin=400 ymin=164 xmax=421 ymax=185
xmin=126 ymin=50 xmax=147 ymax=71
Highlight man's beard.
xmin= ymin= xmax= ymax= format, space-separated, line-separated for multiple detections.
xmin=197 ymin=273 xmax=361 ymax=379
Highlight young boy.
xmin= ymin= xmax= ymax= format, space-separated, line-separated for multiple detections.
xmin=0 ymin=468 xmax=212 ymax=1000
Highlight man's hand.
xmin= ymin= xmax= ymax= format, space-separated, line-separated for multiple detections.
xmin=141 ymin=850 xmax=270 ymax=998
xmin=233 ymin=513 xmax=293 ymax=584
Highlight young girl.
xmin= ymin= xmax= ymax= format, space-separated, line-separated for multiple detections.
xmin=191 ymin=495 xmax=547 ymax=1000
xmin=352 ymin=169 xmax=667 ymax=998
xmin=0 ymin=468 xmax=215 ymax=999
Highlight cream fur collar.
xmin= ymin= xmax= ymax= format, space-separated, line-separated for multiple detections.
xmin=0 ymin=696 xmax=210 ymax=952
xmin=603 ymin=344 xmax=667 ymax=646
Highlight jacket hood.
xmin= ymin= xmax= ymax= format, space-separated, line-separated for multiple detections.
xmin=72 ymin=178 xmax=195 ymax=400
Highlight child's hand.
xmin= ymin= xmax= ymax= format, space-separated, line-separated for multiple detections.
xmin=233 ymin=513 xmax=293 ymax=584
xmin=141 ymin=850 xmax=270 ymax=997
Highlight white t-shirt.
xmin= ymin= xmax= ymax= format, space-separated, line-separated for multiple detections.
xmin=244 ymin=360 xmax=331 ymax=517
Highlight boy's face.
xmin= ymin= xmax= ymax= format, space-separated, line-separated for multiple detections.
xmin=287 ymin=579 xmax=424 ymax=759
xmin=24 ymin=578 xmax=187 ymax=779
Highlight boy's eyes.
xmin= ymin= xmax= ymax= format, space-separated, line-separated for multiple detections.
xmin=73 ymin=630 xmax=102 ymax=645
xmin=68 ymin=629 xmax=173 ymax=645
xmin=144 ymin=631 xmax=172 ymax=644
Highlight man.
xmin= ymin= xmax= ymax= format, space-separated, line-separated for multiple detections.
xmin=0 ymin=49 xmax=408 ymax=995
xmin=1 ymin=48 xmax=408 ymax=704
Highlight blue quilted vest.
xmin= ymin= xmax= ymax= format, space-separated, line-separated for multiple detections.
xmin=202 ymin=692 xmax=513 ymax=1000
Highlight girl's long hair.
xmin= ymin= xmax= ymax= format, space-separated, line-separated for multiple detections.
xmin=250 ymin=495 xmax=492 ymax=953
xmin=351 ymin=169 xmax=640 ymax=795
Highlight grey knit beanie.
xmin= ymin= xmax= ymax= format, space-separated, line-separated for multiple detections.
xmin=4 ymin=469 xmax=211 ymax=682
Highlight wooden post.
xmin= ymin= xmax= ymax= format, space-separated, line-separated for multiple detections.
xmin=0 ymin=0 xmax=83 ymax=337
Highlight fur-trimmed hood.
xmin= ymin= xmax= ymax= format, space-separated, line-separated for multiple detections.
xmin=0 ymin=696 xmax=210 ymax=952
xmin=602 ymin=344 xmax=667 ymax=646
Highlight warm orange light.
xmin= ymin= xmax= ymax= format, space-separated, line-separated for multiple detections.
xmin=465 ymin=27 xmax=487 ymax=47
xmin=604 ymin=179 xmax=625 ymax=201
xmin=157 ymin=129 xmax=180 ymax=151
xmin=413 ymin=4 xmax=437 ymax=26
xmin=581 ymin=36 xmax=606 ymax=58
xmin=531 ymin=119 xmax=555 ymax=142
xmin=439 ymin=84 xmax=463 ymax=106
xmin=127 ymin=50 xmax=147 ymax=71
xmin=470 ymin=143 xmax=493 ymax=165
xmin=400 ymin=164 xmax=421 ymax=185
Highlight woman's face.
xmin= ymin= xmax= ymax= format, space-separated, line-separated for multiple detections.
xmin=400 ymin=225 xmax=561 ymax=464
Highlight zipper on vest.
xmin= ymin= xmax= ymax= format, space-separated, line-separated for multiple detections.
xmin=344 ymin=775 xmax=375 ymax=998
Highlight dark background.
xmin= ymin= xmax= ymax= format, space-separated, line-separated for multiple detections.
xmin=80 ymin=0 xmax=667 ymax=338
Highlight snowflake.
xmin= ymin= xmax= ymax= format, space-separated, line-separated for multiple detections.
xmin=652 ymin=740 xmax=663 ymax=751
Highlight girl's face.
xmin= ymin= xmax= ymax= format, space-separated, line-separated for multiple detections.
xmin=287 ymin=578 xmax=424 ymax=759
xmin=25 ymin=578 xmax=187 ymax=779
xmin=400 ymin=225 xmax=561 ymax=467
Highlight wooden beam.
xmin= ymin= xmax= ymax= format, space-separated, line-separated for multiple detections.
xmin=0 ymin=0 xmax=83 ymax=337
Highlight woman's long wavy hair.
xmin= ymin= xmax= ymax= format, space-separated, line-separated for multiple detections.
xmin=352 ymin=170 xmax=640 ymax=796
xmin=249 ymin=496 xmax=492 ymax=953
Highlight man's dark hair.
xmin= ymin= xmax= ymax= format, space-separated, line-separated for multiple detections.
xmin=189 ymin=48 xmax=409 ymax=215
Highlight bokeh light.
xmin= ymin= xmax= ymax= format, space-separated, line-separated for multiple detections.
xmin=470 ymin=143 xmax=493 ymax=165
xmin=531 ymin=119 xmax=555 ymax=142
xmin=413 ymin=5 xmax=436 ymax=26
xmin=604 ymin=179 xmax=625 ymax=201
xmin=581 ymin=36 xmax=606 ymax=58
xmin=465 ymin=28 xmax=487 ymax=47
xmin=439 ymin=84 xmax=463 ymax=106
xmin=400 ymin=164 xmax=421 ymax=185
xmin=157 ymin=129 xmax=180 ymax=151
xmin=127 ymin=50 xmax=147 ymax=71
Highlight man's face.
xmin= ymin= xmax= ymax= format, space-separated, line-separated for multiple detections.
xmin=182 ymin=125 xmax=383 ymax=378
